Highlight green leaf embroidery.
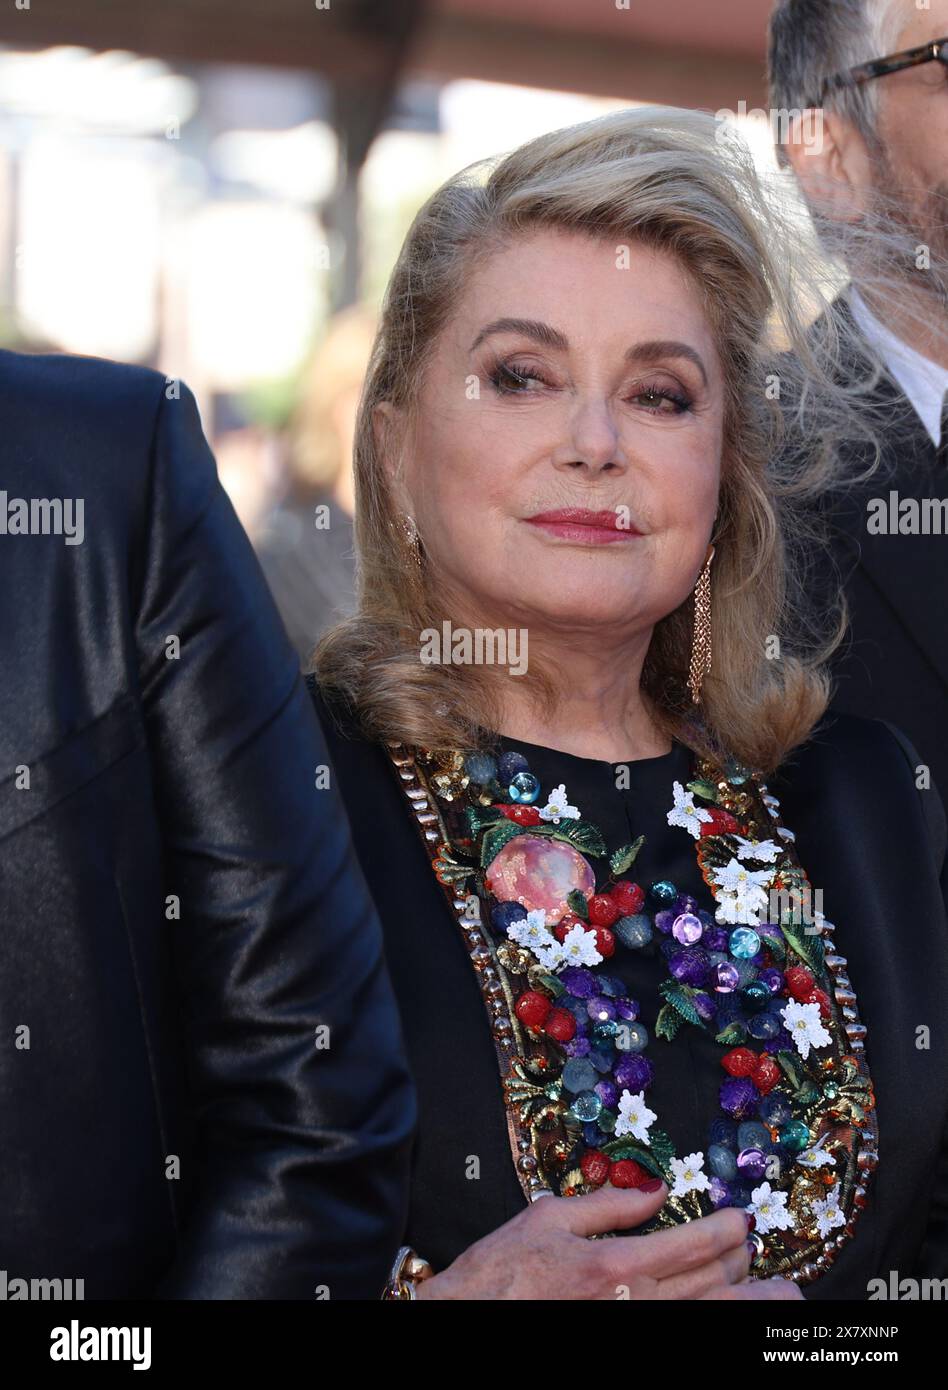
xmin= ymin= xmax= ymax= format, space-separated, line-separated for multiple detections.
xmin=566 ymin=889 xmax=589 ymax=921
xmin=548 ymin=818 xmax=607 ymax=858
xmin=687 ymin=779 xmax=720 ymax=803
xmin=481 ymin=820 xmax=526 ymax=868
xmin=658 ymin=980 xmax=705 ymax=1029
xmin=655 ymin=1003 xmax=681 ymax=1042
xmin=610 ymin=836 xmax=645 ymax=876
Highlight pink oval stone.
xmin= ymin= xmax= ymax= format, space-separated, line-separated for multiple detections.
xmin=485 ymin=834 xmax=595 ymax=924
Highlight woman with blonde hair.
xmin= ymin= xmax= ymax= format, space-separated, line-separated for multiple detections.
xmin=307 ymin=106 xmax=948 ymax=1300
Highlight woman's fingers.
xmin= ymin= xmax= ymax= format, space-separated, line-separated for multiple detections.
xmin=654 ymin=1239 xmax=752 ymax=1299
xmin=616 ymin=1206 xmax=751 ymax=1280
xmin=699 ymin=1275 xmax=805 ymax=1300
xmin=556 ymin=1180 xmax=670 ymax=1237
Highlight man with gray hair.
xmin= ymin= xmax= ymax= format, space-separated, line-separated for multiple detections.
xmin=769 ymin=0 xmax=948 ymax=801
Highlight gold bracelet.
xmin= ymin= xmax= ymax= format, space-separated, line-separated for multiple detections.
xmin=381 ymin=1245 xmax=435 ymax=1300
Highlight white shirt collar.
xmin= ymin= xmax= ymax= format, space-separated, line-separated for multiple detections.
xmin=848 ymin=286 xmax=948 ymax=448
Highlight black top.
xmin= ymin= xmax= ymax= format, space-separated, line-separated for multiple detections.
xmin=308 ymin=674 xmax=948 ymax=1300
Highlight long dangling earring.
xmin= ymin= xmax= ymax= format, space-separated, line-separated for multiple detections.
xmin=400 ymin=512 xmax=422 ymax=569
xmin=688 ymin=544 xmax=715 ymax=705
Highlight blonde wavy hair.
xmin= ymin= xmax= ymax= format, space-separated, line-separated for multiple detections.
xmin=313 ymin=105 xmax=892 ymax=775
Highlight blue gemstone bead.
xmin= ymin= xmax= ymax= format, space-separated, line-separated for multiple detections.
xmin=616 ymin=1021 xmax=649 ymax=1053
xmin=464 ymin=752 xmax=498 ymax=785
xmin=708 ymin=1143 xmax=738 ymax=1180
xmin=650 ymin=880 xmax=677 ymax=904
xmin=709 ymin=1118 xmax=738 ymax=1147
xmin=490 ymin=901 xmax=527 ymax=936
xmin=497 ymin=751 xmax=530 ymax=783
xmin=588 ymin=1046 xmax=614 ymax=1074
xmin=741 ymin=980 xmax=771 ymax=1012
xmin=571 ymin=1090 xmax=603 ymax=1123
xmin=757 ymin=1092 xmax=793 ymax=1127
xmin=614 ymin=914 xmax=653 ymax=949
xmin=562 ymin=1058 xmax=598 ymax=1093
xmin=737 ymin=1121 xmax=770 ymax=1149
xmin=746 ymin=1011 xmax=781 ymax=1040
xmin=729 ymin=926 xmax=761 ymax=959
xmin=508 ymin=771 xmax=541 ymax=804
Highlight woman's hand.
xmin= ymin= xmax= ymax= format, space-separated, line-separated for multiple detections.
xmin=414 ymin=1181 xmax=804 ymax=1300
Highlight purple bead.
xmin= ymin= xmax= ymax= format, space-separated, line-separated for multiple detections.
xmin=674 ymin=893 xmax=699 ymax=916
xmin=616 ymin=997 xmax=639 ymax=1022
xmin=670 ymin=947 xmax=710 ymax=986
xmin=654 ymin=908 xmax=676 ymax=935
xmin=672 ymin=912 xmax=704 ymax=945
xmin=615 ymin=1054 xmax=654 ymax=1091
xmin=714 ymin=961 xmax=741 ymax=993
xmin=709 ymin=1176 xmax=732 ymax=1209
xmin=705 ymin=926 xmax=730 ymax=953
xmin=758 ymin=967 xmax=783 ymax=994
xmin=595 ymin=1079 xmax=619 ymax=1109
xmin=559 ymin=966 xmax=597 ymax=998
xmin=736 ymin=1146 xmax=767 ymax=1179
xmin=587 ymin=995 xmax=617 ymax=1023
xmin=720 ymin=1076 xmax=759 ymax=1119
xmin=564 ymin=1037 xmax=591 ymax=1058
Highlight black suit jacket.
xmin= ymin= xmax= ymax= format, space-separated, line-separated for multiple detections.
xmin=311 ymin=674 xmax=948 ymax=1299
xmin=812 ymin=299 xmax=948 ymax=801
xmin=0 ymin=349 xmax=414 ymax=1299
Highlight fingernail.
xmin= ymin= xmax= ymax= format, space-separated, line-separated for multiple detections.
xmin=640 ymin=1176 xmax=664 ymax=1193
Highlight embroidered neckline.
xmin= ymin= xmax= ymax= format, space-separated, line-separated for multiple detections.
xmin=385 ymin=739 xmax=878 ymax=1286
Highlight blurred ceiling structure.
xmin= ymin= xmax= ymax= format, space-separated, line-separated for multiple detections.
xmin=0 ymin=0 xmax=773 ymax=110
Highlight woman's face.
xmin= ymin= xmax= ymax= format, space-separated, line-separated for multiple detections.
xmin=378 ymin=227 xmax=724 ymax=640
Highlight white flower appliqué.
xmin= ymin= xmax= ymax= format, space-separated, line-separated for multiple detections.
xmin=781 ymin=999 xmax=832 ymax=1060
xmin=539 ymin=784 xmax=580 ymax=824
xmin=666 ymin=781 xmax=713 ymax=839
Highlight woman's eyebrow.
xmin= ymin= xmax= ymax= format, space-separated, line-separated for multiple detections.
xmin=469 ymin=320 xmax=708 ymax=387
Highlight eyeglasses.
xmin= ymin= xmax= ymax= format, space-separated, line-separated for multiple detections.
xmin=813 ymin=36 xmax=948 ymax=106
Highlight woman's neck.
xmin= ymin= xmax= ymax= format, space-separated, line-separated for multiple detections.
xmin=491 ymin=647 xmax=671 ymax=764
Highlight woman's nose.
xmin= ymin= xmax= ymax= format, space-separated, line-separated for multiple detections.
xmin=554 ymin=398 xmax=625 ymax=474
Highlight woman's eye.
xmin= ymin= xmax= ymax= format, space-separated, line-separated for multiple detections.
xmin=632 ymin=387 xmax=692 ymax=415
xmin=488 ymin=362 xmax=551 ymax=394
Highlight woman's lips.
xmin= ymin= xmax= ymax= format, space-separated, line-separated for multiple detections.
xmin=523 ymin=508 xmax=643 ymax=544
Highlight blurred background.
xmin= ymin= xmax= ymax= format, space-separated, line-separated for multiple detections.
xmin=0 ymin=0 xmax=782 ymax=661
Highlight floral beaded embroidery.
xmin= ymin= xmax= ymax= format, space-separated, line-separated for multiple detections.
xmin=386 ymin=741 xmax=878 ymax=1286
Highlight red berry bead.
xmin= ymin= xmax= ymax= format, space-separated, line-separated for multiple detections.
xmin=514 ymin=990 xmax=551 ymax=1029
xmin=588 ymin=894 xmax=620 ymax=928
xmin=508 ymin=805 xmax=542 ymax=826
xmin=721 ymin=1046 xmax=758 ymax=1078
xmin=552 ymin=912 xmax=582 ymax=943
xmin=580 ymin=1150 xmax=611 ymax=1187
xmin=785 ymin=966 xmax=815 ymax=1001
xmin=612 ymin=880 xmax=645 ymax=915
xmin=609 ymin=1159 xmax=649 ymax=1188
xmin=806 ymin=986 xmax=832 ymax=1020
xmin=752 ymin=1053 xmax=781 ymax=1096
xmin=544 ymin=1007 xmax=577 ymax=1042
xmin=699 ymin=808 xmax=743 ymax=837
xmin=591 ymin=925 xmax=616 ymax=958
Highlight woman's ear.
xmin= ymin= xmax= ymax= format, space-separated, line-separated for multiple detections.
xmin=372 ymin=400 xmax=412 ymax=511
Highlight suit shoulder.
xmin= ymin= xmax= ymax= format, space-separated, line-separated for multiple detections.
xmin=0 ymin=347 xmax=169 ymax=423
